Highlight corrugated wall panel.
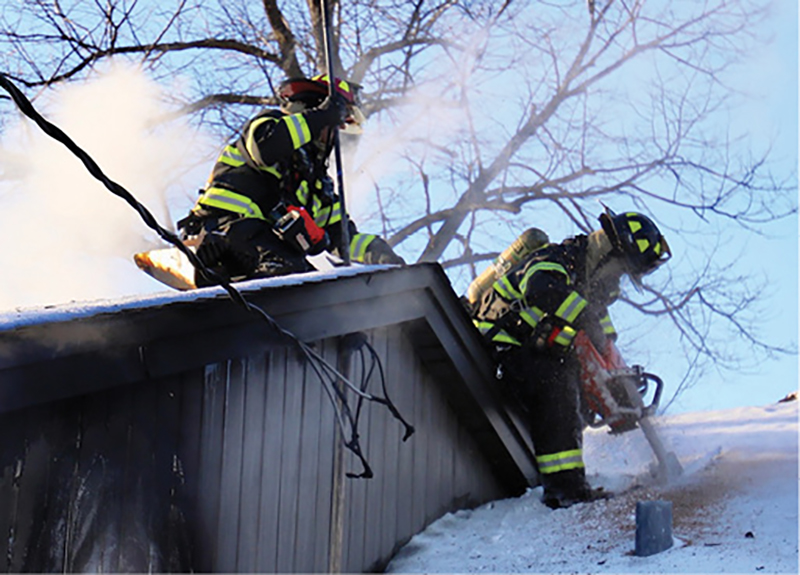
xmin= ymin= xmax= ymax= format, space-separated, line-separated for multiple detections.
xmin=217 ymin=358 xmax=247 ymax=572
xmin=196 ymin=363 xmax=227 ymax=570
xmin=254 ymin=347 xmax=287 ymax=572
xmin=339 ymin=326 xmax=507 ymax=573
xmin=1 ymin=265 xmax=538 ymax=573
xmin=236 ymin=352 xmax=268 ymax=573
xmin=276 ymin=353 xmax=305 ymax=571
xmin=294 ymin=340 xmax=333 ymax=574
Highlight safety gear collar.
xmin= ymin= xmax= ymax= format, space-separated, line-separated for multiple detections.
xmin=598 ymin=207 xmax=671 ymax=284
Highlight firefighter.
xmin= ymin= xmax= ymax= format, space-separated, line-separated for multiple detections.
xmin=471 ymin=208 xmax=671 ymax=508
xmin=178 ymin=75 xmax=404 ymax=286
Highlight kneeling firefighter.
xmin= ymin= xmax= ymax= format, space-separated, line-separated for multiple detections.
xmin=178 ymin=74 xmax=404 ymax=286
xmin=469 ymin=208 xmax=671 ymax=508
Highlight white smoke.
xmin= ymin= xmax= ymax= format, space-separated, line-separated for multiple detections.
xmin=0 ymin=63 xmax=215 ymax=309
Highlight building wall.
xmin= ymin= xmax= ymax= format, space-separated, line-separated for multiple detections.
xmin=0 ymin=323 xmax=507 ymax=573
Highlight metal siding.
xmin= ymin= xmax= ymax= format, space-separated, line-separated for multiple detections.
xmin=362 ymin=354 xmax=384 ymax=569
xmin=394 ymin=330 xmax=416 ymax=552
xmin=177 ymin=367 xmax=204 ymax=570
xmin=236 ymin=352 xmax=268 ymax=572
xmin=156 ymin=371 xmax=191 ymax=571
xmin=380 ymin=328 xmax=401 ymax=560
xmin=0 ymin=265 xmax=537 ymax=573
xmin=410 ymin=337 xmax=429 ymax=542
xmin=341 ymin=392 xmax=370 ymax=571
xmin=217 ymin=358 xmax=247 ymax=572
xmin=294 ymin=340 xmax=329 ymax=573
xmin=313 ymin=340 xmax=337 ymax=572
xmin=275 ymin=355 xmax=304 ymax=572
xmin=255 ymin=348 xmax=287 ymax=572
xmin=197 ymin=363 xmax=227 ymax=571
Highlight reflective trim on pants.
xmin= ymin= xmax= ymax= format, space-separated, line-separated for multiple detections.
xmin=536 ymin=449 xmax=585 ymax=474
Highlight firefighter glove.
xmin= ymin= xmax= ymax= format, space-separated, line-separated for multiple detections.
xmin=196 ymin=231 xmax=229 ymax=267
xmin=316 ymin=92 xmax=349 ymax=127
xmin=362 ymin=237 xmax=406 ymax=265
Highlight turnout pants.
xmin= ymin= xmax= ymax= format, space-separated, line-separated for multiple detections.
xmin=499 ymin=348 xmax=590 ymax=502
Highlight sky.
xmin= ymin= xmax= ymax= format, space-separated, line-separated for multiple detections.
xmin=386 ymin=399 xmax=799 ymax=573
xmin=660 ymin=0 xmax=798 ymax=413
xmin=0 ymin=1 xmax=796 ymax=416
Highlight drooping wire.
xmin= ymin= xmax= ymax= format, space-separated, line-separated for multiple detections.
xmin=0 ymin=72 xmax=413 ymax=478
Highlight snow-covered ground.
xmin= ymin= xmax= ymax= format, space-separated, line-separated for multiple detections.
xmin=387 ymin=399 xmax=799 ymax=573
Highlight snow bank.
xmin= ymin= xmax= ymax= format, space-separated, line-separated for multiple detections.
xmin=387 ymin=401 xmax=798 ymax=573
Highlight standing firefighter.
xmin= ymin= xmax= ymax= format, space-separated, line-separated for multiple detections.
xmin=178 ymin=75 xmax=404 ymax=286
xmin=471 ymin=208 xmax=671 ymax=508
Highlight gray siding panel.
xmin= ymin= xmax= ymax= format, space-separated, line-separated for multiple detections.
xmin=276 ymin=357 xmax=304 ymax=572
xmin=236 ymin=353 xmax=267 ymax=573
xmin=218 ymin=358 xmax=246 ymax=572
xmin=197 ymin=363 xmax=227 ymax=570
xmin=0 ymin=265 xmax=536 ymax=573
xmin=255 ymin=349 xmax=286 ymax=573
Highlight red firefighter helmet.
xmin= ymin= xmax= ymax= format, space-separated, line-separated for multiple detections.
xmin=277 ymin=75 xmax=364 ymax=133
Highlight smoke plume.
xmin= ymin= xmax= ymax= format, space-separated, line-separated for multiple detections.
xmin=0 ymin=63 xmax=215 ymax=310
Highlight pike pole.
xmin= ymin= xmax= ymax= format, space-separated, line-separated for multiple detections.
xmin=321 ymin=0 xmax=351 ymax=266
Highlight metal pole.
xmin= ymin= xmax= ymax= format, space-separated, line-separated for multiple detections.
xmin=321 ymin=0 xmax=351 ymax=265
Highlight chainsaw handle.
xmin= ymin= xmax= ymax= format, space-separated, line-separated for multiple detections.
xmin=641 ymin=370 xmax=664 ymax=416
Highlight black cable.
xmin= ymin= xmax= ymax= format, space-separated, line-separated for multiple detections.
xmin=0 ymin=72 xmax=413 ymax=478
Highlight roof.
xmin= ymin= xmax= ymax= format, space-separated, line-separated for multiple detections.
xmin=0 ymin=262 xmax=537 ymax=490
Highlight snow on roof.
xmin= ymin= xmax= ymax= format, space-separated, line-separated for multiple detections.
xmin=0 ymin=264 xmax=395 ymax=331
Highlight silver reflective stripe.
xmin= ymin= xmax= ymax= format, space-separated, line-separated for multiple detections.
xmin=555 ymin=291 xmax=587 ymax=323
xmin=285 ymin=114 xmax=312 ymax=148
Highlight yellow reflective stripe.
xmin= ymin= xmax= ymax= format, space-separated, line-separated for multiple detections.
xmin=314 ymin=202 xmax=342 ymax=226
xmin=220 ymin=142 xmax=281 ymax=177
xmin=219 ymin=145 xmax=245 ymax=167
xmin=350 ymin=233 xmax=376 ymax=262
xmin=536 ymin=449 xmax=584 ymax=474
xmin=629 ymin=219 xmax=642 ymax=233
xmin=284 ymin=113 xmax=312 ymax=148
xmin=258 ymin=164 xmax=282 ymax=178
xmin=295 ymin=180 xmax=310 ymax=205
xmin=600 ymin=314 xmax=616 ymax=336
xmin=244 ymin=117 xmax=277 ymax=164
xmin=555 ymin=291 xmax=588 ymax=323
xmin=553 ymin=325 xmax=577 ymax=347
xmin=493 ymin=275 xmax=523 ymax=301
xmin=519 ymin=261 xmax=570 ymax=294
xmin=637 ymin=238 xmax=650 ymax=252
xmin=519 ymin=306 xmax=545 ymax=329
xmin=473 ymin=321 xmax=521 ymax=346
xmin=197 ymin=187 xmax=264 ymax=219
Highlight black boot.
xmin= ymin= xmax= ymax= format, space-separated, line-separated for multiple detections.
xmin=540 ymin=468 xmax=612 ymax=509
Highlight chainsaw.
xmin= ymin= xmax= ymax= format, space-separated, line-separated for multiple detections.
xmin=573 ymin=330 xmax=683 ymax=483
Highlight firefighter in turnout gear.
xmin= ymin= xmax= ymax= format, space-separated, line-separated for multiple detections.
xmin=178 ymin=75 xmax=404 ymax=286
xmin=471 ymin=208 xmax=671 ymax=509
